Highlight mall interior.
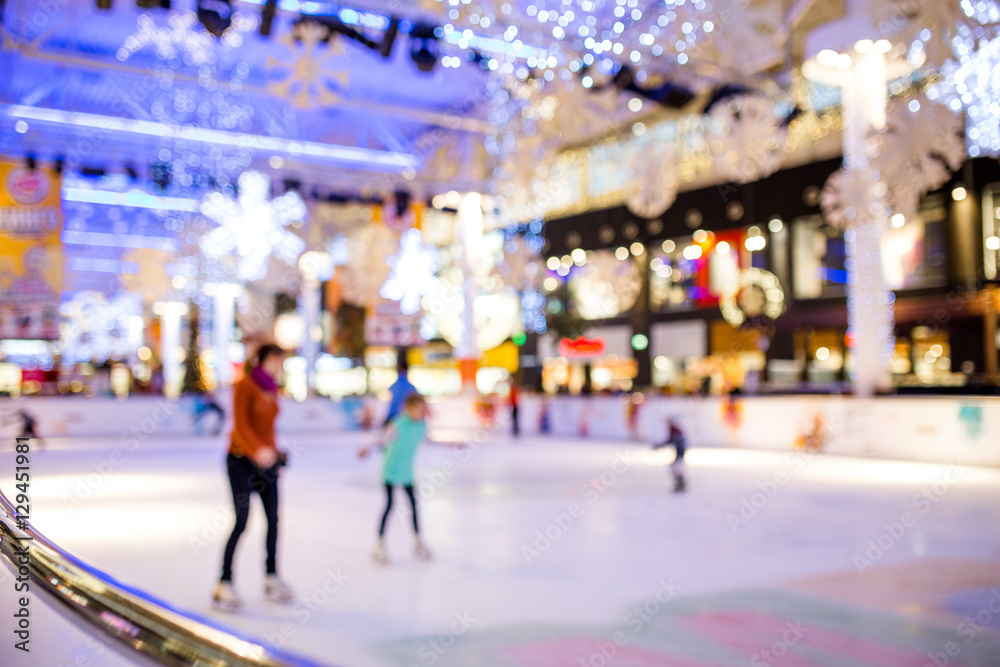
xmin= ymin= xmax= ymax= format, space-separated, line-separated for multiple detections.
xmin=1 ymin=0 xmax=1000 ymax=665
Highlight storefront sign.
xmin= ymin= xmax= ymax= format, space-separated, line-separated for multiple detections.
xmin=558 ymin=336 xmax=606 ymax=358
xmin=0 ymin=162 xmax=63 ymax=340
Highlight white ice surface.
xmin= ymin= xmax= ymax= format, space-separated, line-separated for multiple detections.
xmin=1 ymin=431 xmax=999 ymax=666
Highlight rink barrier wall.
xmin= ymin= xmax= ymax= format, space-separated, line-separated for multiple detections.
xmin=2 ymin=393 xmax=998 ymax=467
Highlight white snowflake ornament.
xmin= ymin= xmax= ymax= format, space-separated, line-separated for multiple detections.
xmin=381 ymin=228 xmax=440 ymax=315
xmin=199 ymin=171 xmax=307 ymax=284
xmin=820 ymin=167 xmax=889 ymax=230
xmin=625 ymin=141 xmax=678 ymax=219
xmin=709 ymin=95 xmax=787 ymax=184
xmin=570 ymin=250 xmax=642 ymax=320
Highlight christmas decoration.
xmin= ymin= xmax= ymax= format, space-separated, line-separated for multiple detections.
xmin=719 ymin=268 xmax=785 ymax=327
xmin=570 ymin=250 xmax=642 ymax=320
xmin=267 ymin=21 xmax=350 ymax=109
xmin=120 ymin=248 xmax=176 ymax=304
xmin=688 ymin=0 xmax=786 ymax=77
xmin=57 ymin=292 xmax=143 ymax=365
xmin=181 ymin=301 xmax=207 ymax=393
xmin=199 ymin=170 xmax=307 ymax=284
xmin=624 ymin=140 xmax=678 ymax=219
xmin=708 ymin=94 xmax=786 ymax=184
xmin=381 ymin=228 xmax=441 ymax=315
xmin=869 ymin=95 xmax=965 ymax=222
xmin=336 ymin=223 xmax=398 ymax=308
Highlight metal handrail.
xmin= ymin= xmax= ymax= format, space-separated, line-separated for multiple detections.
xmin=0 ymin=488 xmax=332 ymax=666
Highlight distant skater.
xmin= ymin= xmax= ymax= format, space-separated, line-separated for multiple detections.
xmin=508 ymin=380 xmax=520 ymax=437
xmin=9 ymin=408 xmax=44 ymax=450
xmin=383 ymin=354 xmax=417 ymax=428
xmin=360 ymin=394 xmax=464 ymax=565
xmin=653 ymin=417 xmax=686 ymax=493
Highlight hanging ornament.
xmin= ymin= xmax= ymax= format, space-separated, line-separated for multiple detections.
xmin=625 ymin=140 xmax=678 ymax=219
xmin=868 ymin=95 xmax=966 ymax=223
xmin=267 ymin=21 xmax=350 ymax=109
xmin=570 ymin=250 xmax=642 ymax=320
xmin=381 ymin=228 xmax=441 ymax=315
xmin=199 ymin=171 xmax=307 ymax=283
xmin=820 ymin=167 xmax=889 ymax=230
xmin=337 ymin=223 xmax=398 ymax=308
xmin=708 ymin=94 xmax=787 ymax=184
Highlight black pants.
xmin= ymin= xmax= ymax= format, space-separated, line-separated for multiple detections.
xmin=378 ymin=483 xmax=418 ymax=537
xmin=511 ymin=405 xmax=519 ymax=436
xmin=221 ymin=454 xmax=279 ymax=582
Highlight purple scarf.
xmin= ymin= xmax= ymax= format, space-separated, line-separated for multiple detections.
xmin=250 ymin=366 xmax=278 ymax=393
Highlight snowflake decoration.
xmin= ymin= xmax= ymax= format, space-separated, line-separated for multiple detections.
xmin=267 ymin=21 xmax=350 ymax=109
xmin=117 ymin=10 xmax=257 ymax=188
xmin=625 ymin=140 xmax=678 ymax=219
xmin=869 ymin=95 xmax=965 ymax=221
xmin=336 ymin=224 xmax=398 ymax=308
xmin=820 ymin=167 xmax=889 ymax=230
xmin=57 ymin=292 xmax=143 ymax=365
xmin=872 ymin=0 xmax=1000 ymax=69
xmin=381 ymin=228 xmax=440 ymax=315
xmin=708 ymin=94 xmax=786 ymax=184
xmin=570 ymin=250 xmax=642 ymax=320
xmin=930 ymin=33 xmax=1000 ymax=156
xmin=199 ymin=171 xmax=306 ymax=283
xmin=116 ymin=10 xmax=254 ymax=65
xmin=121 ymin=248 xmax=176 ymax=304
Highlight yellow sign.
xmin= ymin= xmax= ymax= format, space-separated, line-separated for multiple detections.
xmin=481 ymin=341 xmax=519 ymax=372
xmin=0 ymin=161 xmax=63 ymax=340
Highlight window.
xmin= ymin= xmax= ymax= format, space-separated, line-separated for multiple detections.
xmin=792 ymin=215 xmax=846 ymax=299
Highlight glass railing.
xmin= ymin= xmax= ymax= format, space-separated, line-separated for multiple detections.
xmin=0 ymin=487 xmax=331 ymax=666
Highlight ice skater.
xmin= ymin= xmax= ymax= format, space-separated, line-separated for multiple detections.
xmin=5 ymin=408 xmax=45 ymax=450
xmin=212 ymin=344 xmax=294 ymax=612
xmin=359 ymin=393 xmax=463 ymax=565
xmin=383 ymin=353 xmax=417 ymax=428
xmin=653 ymin=417 xmax=686 ymax=493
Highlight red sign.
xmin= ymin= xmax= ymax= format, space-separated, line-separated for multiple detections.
xmin=558 ymin=337 xmax=606 ymax=358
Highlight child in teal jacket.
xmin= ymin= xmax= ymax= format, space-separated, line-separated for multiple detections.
xmin=359 ymin=393 xmax=433 ymax=564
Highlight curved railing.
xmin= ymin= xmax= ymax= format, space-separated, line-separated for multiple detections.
xmin=0 ymin=488 xmax=331 ymax=666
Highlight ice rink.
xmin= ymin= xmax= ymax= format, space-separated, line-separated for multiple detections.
xmin=2 ymin=429 xmax=1000 ymax=666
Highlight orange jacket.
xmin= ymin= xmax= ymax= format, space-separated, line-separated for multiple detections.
xmin=229 ymin=375 xmax=279 ymax=458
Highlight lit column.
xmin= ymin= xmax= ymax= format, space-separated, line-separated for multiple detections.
xmin=456 ymin=192 xmax=484 ymax=390
xmin=803 ymin=3 xmax=911 ymax=396
xmin=154 ymin=301 xmax=188 ymax=398
xmin=298 ymin=251 xmax=331 ymax=395
xmin=207 ymin=283 xmax=242 ymax=387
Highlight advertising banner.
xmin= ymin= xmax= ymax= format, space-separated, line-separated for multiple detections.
xmin=0 ymin=162 xmax=63 ymax=340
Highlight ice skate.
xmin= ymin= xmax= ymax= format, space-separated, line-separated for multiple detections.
xmin=211 ymin=582 xmax=243 ymax=612
xmin=372 ymin=539 xmax=389 ymax=565
xmin=414 ymin=537 xmax=431 ymax=561
xmin=264 ymin=574 xmax=294 ymax=603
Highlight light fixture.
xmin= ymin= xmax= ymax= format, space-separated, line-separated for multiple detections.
xmin=952 ymin=186 xmax=968 ymax=201
xmin=890 ymin=213 xmax=905 ymax=228
xmin=631 ymin=334 xmax=648 ymax=351
xmin=768 ymin=218 xmax=783 ymax=233
xmin=3 ymin=105 xmax=418 ymax=171
xmin=987 ymin=236 xmax=1000 ymax=250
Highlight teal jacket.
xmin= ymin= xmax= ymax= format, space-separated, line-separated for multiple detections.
xmin=381 ymin=414 xmax=427 ymax=485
